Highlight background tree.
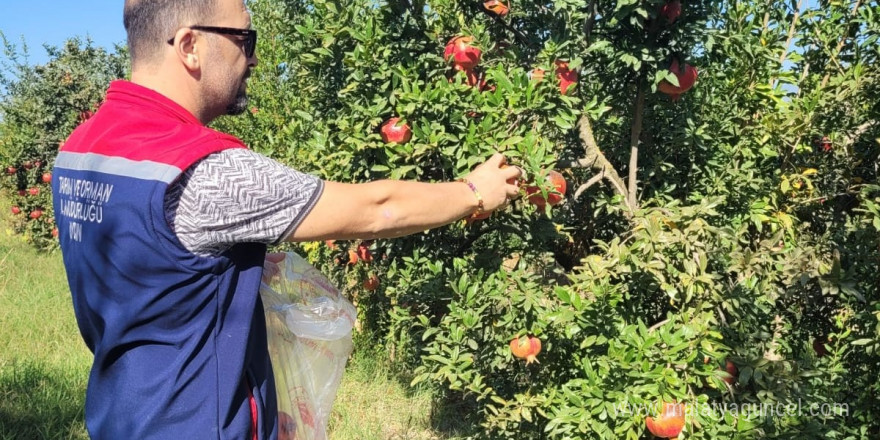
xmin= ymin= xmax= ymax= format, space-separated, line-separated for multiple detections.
xmin=0 ymin=35 xmax=128 ymax=250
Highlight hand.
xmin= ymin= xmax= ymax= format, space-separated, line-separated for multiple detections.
xmin=463 ymin=153 xmax=524 ymax=213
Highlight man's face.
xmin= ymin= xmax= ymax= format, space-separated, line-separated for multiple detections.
xmin=201 ymin=0 xmax=257 ymax=118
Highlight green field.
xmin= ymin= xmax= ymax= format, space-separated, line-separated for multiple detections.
xmin=0 ymin=205 xmax=450 ymax=440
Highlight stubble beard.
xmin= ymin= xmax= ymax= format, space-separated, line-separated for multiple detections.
xmin=226 ymin=83 xmax=249 ymax=116
xmin=226 ymin=71 xmax=251 ymax=116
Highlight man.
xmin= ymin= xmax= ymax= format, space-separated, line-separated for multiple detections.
xmin=51 ymin=0 xmax=521 ymax=439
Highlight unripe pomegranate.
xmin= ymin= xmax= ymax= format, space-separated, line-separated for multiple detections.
xmin=525 ymin=170 xmax=567 ymax=207
xmin=645 ymin=402 xmax=685 ymax=439
xmin=510 ymin=335 xmax=542 ymax=364
xmin=444 ymin=36 xmax=482 ymax=71
xmin=555 ymin=61 xmax=578 ymax=95
xmin=380 ymin=117 xmax=413 ymax=144
xmin=483 ymin=0 xmax=509 ymax=16
xmin=659 ymin=0 xmax=682 ymax=24
xmin=658 ymin=59 xmax=698 ymax=100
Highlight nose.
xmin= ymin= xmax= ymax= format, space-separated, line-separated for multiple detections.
xmin=248 ymin=52 xmax=258 ymax=68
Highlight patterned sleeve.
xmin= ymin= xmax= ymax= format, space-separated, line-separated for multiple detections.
xmin=164 ymin=148 xmax=324 ymax=257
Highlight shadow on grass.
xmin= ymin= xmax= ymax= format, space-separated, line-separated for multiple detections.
xmin=427 ymin=396 xmax=483 ymax=439
xmin=0 ymin=360 xmax=88 ymax=440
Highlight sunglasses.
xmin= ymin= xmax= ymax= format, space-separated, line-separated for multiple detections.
xmin=167 ymin=26 xmax=258 ymax=58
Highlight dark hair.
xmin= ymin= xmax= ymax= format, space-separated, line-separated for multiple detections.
xmin=123 ymin=0 xmax=218 ymax=65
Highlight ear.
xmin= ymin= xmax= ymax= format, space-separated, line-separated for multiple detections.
xmin=171 ymin=28 xmax=200 ymax=72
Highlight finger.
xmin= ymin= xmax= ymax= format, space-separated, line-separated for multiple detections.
xmin=487 ymin=153 xmax=506 ymax=167
xmin=507 ymin=186 xmax=522 ymax=199
xmin=501 ymin=164 xmax=523 ymax=180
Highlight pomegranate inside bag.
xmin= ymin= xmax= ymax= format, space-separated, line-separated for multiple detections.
xmin=260 ymin=252 xmax=357 ymax=440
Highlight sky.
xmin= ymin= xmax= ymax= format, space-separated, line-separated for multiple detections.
xmin=0 ymin=0 xmax=127 ymax=66
xmin=0 ymin=0 xmax=823 ymax=67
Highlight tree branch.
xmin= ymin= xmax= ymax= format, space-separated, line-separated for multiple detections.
xmin=627 ymin=80 xmax=647 ymax=210
xmin=574 ymin=174 xmax=604 ymax=199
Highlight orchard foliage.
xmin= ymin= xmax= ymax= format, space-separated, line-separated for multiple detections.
xmin=222 ymin=0 xmax=880 ymax=438
xmin=0 ymin=36 xmax=127 ymax=250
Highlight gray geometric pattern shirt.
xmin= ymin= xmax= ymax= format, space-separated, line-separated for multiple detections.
xmin=164 ymin=148 xmax=324 ymax=257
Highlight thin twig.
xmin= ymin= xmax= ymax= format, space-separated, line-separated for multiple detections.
xmin=770 ymin=0 xmax=804 ymax=89
xmin=648 ymin=318 xmax=670 ymax=332
xmin=820 ymin=0 xmax=863 ymax=90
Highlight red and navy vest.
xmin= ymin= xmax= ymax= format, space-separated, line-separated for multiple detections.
xmin=52 ymin=80 xmax=278 ymax=439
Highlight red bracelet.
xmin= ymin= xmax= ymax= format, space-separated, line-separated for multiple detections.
xmin=457 ymin=178 xmax=485 ymax=219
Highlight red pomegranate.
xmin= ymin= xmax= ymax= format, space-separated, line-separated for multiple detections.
xmin=483 ymin=0 xmax=509 ymax=16
xmin=659 ymin=0 xmax=682 ymax=24
xmin=380 ymin=117 xmax=413 ymax=144
xmin=465 ymin=70 xmax=495 ymax=92
xmin=363 ymin=274 xmax=380 ymax=291
xmin=555 ymin=61 xmax=579 ymax=95
xmin=356 ymin=244 xmax=373 ymax=263
xmin=444 ymin=36 xmax=482 ymax=71
xmin=645 ymin=402 xmax=685 ymax=439
xmin=658 ymin=59 xmax=698 ymax=100
xmin=509 ymin=335 xmax=542 ymax=364
xmin=525 ymin=170 xmax=567 ymax=207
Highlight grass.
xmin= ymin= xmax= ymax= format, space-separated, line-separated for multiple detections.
xmin=0 ymin=199 xmax=455 ymax=440
xmin=0 ymin=207 xmax=90 ymax=440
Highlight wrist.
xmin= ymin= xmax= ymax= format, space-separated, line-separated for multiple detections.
xmin=457 ymin=178 xmax=484 ymax=219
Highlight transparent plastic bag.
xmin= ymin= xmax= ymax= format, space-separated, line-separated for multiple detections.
xmin=260 ymin=252 xmax=357 ymax=440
